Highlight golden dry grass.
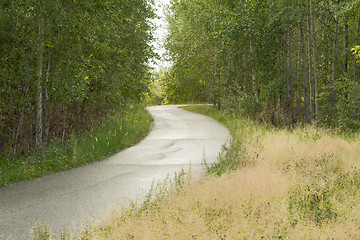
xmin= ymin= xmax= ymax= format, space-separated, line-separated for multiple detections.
xmin=84 ymin=167 xmax=289 ymax=239
xmin=82 ymin=120 xmax=360 ymax=240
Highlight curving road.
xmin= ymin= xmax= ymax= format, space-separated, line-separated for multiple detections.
xmin=0 ymin=105 xmax=230 ymax=239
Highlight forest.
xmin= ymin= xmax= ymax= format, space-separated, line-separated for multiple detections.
xmin=2 ymin=1 xmax=360 ymax=238
xmin=163 ymin=0 xmax=360 ymax=130
xmin=0 ymin=0 xmax=155 ymax=157
xmin=2 ymin=0 xmax=360 ymax=185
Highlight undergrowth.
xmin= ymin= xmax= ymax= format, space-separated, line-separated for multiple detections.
xmin=0 ymin=103 xmax=153 ymax=187
xmin=33 ymin=105 xmax=360 ymax=239
xmin=32 ymin=169 xmax=190 ymax=240
xmin=183 ymin=105 xmax=260 ymax=176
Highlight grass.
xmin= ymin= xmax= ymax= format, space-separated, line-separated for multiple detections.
xmin=33 ymin=105 xmax=360 ymax=239
xmin=0 ymin=103 xmax=153 ymax=187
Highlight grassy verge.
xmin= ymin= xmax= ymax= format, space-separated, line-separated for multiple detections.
xmin=36 ymin=105 xmax=360 ymax=239
xmin=0 ymin=103 xmax=153 ymax=187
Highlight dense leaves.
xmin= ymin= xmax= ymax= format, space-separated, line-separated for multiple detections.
xmin=165 ymin=0 xmax=360 ymax=130
xmin=0 ymin=0 xmax=156 ymax=155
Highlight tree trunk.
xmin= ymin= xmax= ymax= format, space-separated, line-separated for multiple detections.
xmin=212 ymin=73 xmax=217 ymax=107
xmin=308 ymin=2 xmax=315 ymax=120
xmin=310 ymin=0 xmax=319 ymax=125
xmin=12 ymin=105 xmax=24 ymax=161
xmin=35 ymin=20 xmax=44 ymax=148
xmin=344 ymin=20 xmax=349 ymax=101
xmin=331 ymin=19 xmax=338 ymax=110
xmin=243 ymin=51 xmax=248 ymax=91
xmin=299 ymin=2 xmax=310 ymax=123
xmin=353 ymin=14 xmax=360 ymax=120
xmin=249 ymin=39 xmax=259 ymax=102
xmin=344 ymin=21 xmax=348 ymax=74
xmin=44 ymin=50 xmax=51 ymax=143
xmin=62 ymin=110 xmax=68 ymax=145
xmin=287 ymin=30 xmax=294 ymax=124
xmin=12 ymin=56 xmax=30 ymax=159
xmin=297 ymin=49 xmax=302 ymax=121
xmin=202 ymin=77 xmax=207 ymax=102
xmin=355 ymin=13 xmax=360 ymax=83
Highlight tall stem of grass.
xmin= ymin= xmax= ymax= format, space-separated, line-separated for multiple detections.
xmin=0 ymin=103 xmax=153 ymax=187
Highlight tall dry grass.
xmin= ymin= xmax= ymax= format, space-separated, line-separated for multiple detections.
xmin=81 ymin=107 xmax=360 ymax=240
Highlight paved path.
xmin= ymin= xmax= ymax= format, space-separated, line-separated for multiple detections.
xmin=0 ymin=105 xmax=230 ymax=239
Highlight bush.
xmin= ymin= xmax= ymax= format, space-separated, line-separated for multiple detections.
xmin=0 ymin=103 xmax=153 ymax=187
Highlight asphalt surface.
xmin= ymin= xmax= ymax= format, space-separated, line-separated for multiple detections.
xmin=0 ymin=105 xmax=230 ymax=239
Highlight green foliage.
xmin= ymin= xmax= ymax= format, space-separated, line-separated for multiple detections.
xmin=203 ymin=143 xmax=248 ymax=176
xmin=352 ymin=45 xmax=360 ymax=62
xmin=144 ymin=70 xmax=167 ymax=105
xmin=220 ymin=86 xmax=261 ymax=120
xmin=285 ymin=153 xmax=343 ymax=224
xmin=162 ymin=70 xmax=206 ymax=104
xmin=33 ymin=222 xmax=50 ymax=240
xmin=187 ymin=105 xmax=360 ymax=230
xmin=165 ymin=0 xmax=360 ymax=130
xmin=0 ymin=0 xmax=156 ymax=155
xmin=33 ymin=223 xmax=71 ymax=240
xmin=289 ymin=184 xmax=337 ymax=224
xmin=289 ymin=170 xmax=360 ymax=225
xmin=319 ymin=77 xmax=360 ymax=130
xmin=0 ymin=104 xmax=153 ymax=187
xmin=30 ymin=105 xmax=360 ymax=239
xmin=183 ymin=105 xmax=259 ymax=176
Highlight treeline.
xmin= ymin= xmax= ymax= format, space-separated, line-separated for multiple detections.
xmin=165 ymin=0 xmax=360 ymax=129
xmin=0 ymin=0 xmax=155 ymax=155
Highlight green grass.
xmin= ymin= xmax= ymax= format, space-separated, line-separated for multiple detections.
xmin=182 ymin=105 xmax=263 ymax=176
xmin=0 ymin=103 xmax=153 ymax=187
xmin=31 ymin=105 xmax=360 ymax=239
xmin=180 ymin=105 xmax=360 ymax=236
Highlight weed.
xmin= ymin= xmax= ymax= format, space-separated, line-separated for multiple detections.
xmin=139 ymin=180 xmax=156 ymax=211
xmin=33 ymin=222 xmax=50 ymax=240
xmin=173 ymin=169 xmax=187 ymax=193
xmin=289 ymin=184 xmax=337 ymax=224
xmin=205 ymin=141 xmax=251 ymax=176
xmin=0 ymin=104 xmax=153 ymax=187
xmin=333 ymin=170 xmax=360 ymax=197
xmin=31 ymin=105 xmax=360 ymax=239
xmin=185 ymin=105 xmax=257 ymax=176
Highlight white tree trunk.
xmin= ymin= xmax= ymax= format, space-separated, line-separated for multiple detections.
xmin=249 ymin=39 xmax=259 ymax=102
xmin=44 ymin=51 xmax=51 ymax=142
xmin=310 ymin=0 xmax=319 ymax=125
xmin=35 ymin=20 xmax=44 ymax=148
xmin=299 ymin=1 xmax=310 ymax=123
xmin=331 ymin=20 xmax=338 ymax=109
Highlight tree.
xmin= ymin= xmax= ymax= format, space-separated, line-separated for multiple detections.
xmin=164 ymin=0 xmax=360 ymax=129
xmin=0 ymin=0 xmax=156 ymax=155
